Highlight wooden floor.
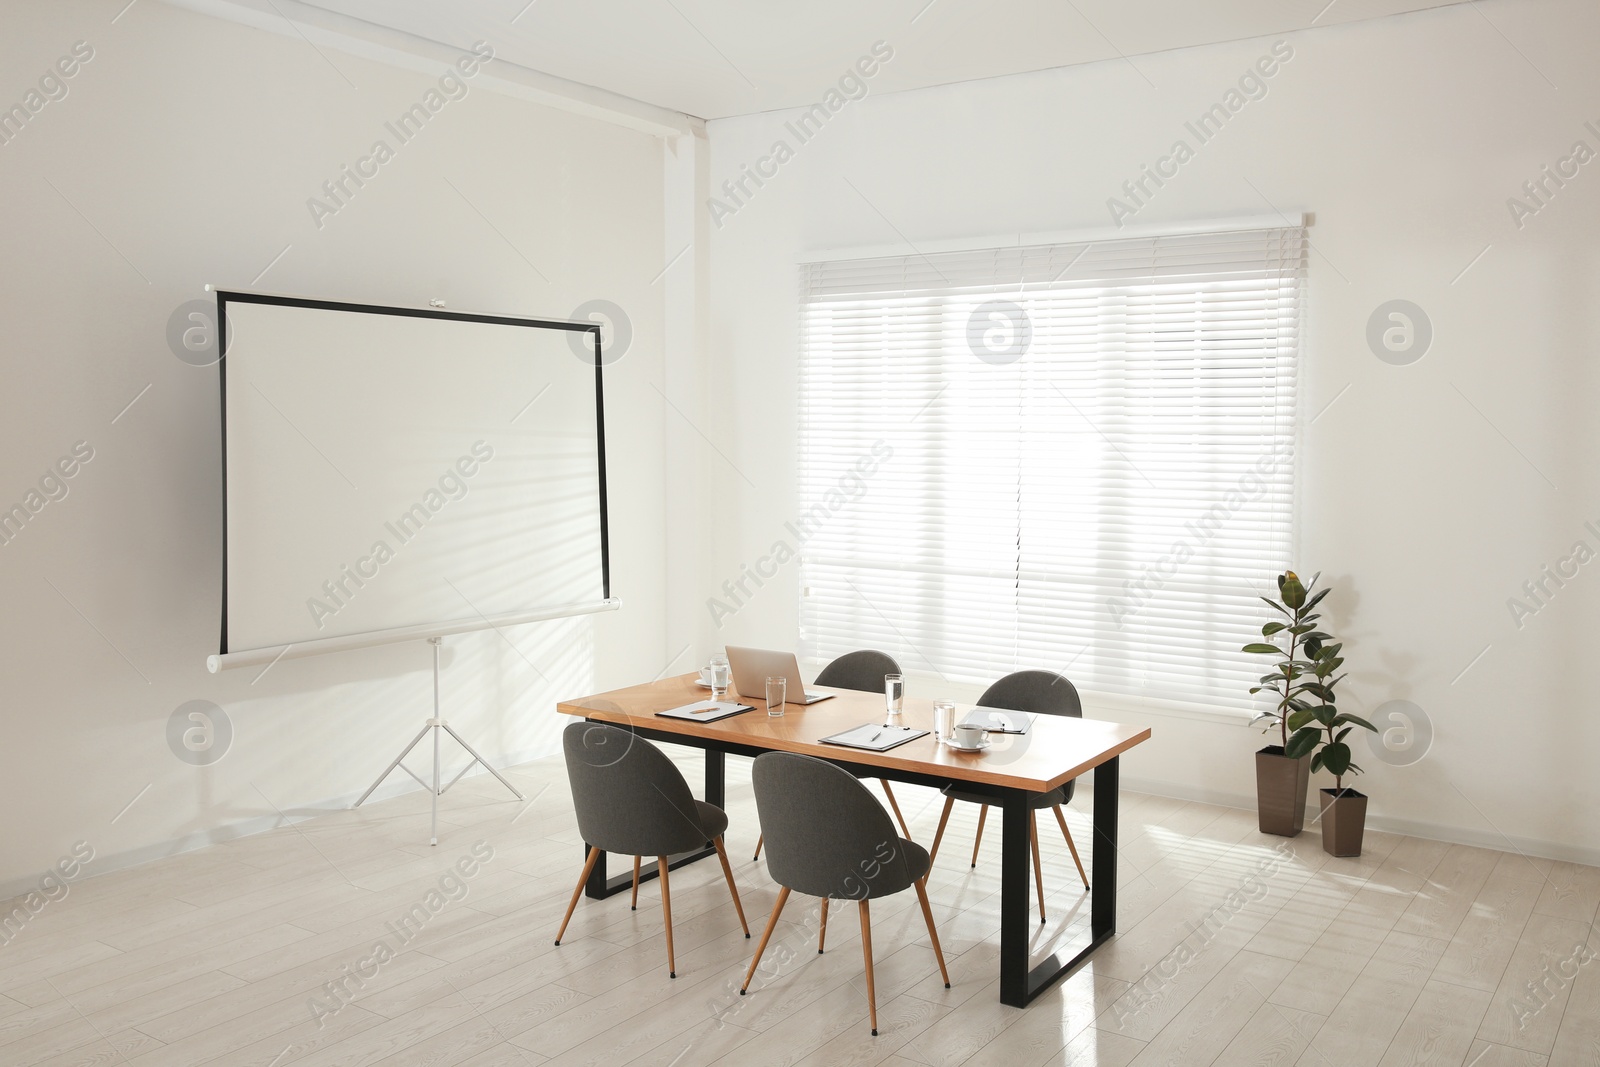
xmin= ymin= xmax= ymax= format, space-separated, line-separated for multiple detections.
xmin=3 ymin=750 xmax=1599 ymax=1067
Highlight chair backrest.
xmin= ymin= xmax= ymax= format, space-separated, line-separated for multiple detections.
xmin=752 ymin=752 xmax=918 ymax=900
xmin=977 ymin=669 xmax=1082 ymax=802
xmin=562 ymin=721 xmax=709 ymax=857
xmin=814 ymin=649 xmax=901 ymax=694
xmin=977 ymin=669 xmax=1082 ymax=719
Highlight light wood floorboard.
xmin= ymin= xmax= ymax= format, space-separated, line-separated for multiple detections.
xmin=1 ymin=751 xmax=1595 ymax=1067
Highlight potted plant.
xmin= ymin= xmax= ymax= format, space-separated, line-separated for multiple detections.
xmin=1282 ymin=641 xmax=1377 ymax=856
xmin=1242 ymin=571 xmax=1328 ymax=836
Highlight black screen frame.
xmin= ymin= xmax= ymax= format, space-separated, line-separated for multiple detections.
xmin=214 ymin=289 xmax=610 ymax=655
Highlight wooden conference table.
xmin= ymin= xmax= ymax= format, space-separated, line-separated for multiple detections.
xmin=556 ymin=673 xmax=1150 ymax=1008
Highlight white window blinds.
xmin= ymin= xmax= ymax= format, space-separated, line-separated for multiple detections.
xmin=797 ymin=226 xmax=1304 ymax=713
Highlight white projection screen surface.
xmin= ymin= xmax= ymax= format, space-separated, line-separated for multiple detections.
xmin=217 ymin=293 xmax=609 ymax=662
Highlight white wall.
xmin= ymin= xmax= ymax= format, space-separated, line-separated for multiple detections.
xmin=702 ymin=0 xmax=1600 ymax=861
xmin=0 ymin=0 xmax=678 ymax=892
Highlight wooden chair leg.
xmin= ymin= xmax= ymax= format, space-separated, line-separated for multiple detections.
xmin=753 ymin=834 xmax=764 ymax=862
xmin=858 ymin=899 xmax=878 ymax=1036
xmin=818 ymin=897 xmax=829 ymax=953
xmin=657 ymin=857 xmax=676 ymax=978
xmin=971 ymin=805 xmax=989 ymax=868
xmin=913 ymin=878 xmax=951 ymax=988
xmin=1053 ymin=804 xmax=1090 ymax=890
xmin=928 ymin=797 xmax=955 ymax=865
xmin=555 ymin=846 xmax=601 ymax=945
xmin=631 ymin=856 xmax=641 ymax=911
xmin=879 ymin=780 xmax=913 ymax=841
xmin=712 ymin=836 xmax=750 ymax=937
xmin=740 ymin=886 xmax=791 ymax=994
xmin=1030 ymin=813 xmax=1046 ymax=923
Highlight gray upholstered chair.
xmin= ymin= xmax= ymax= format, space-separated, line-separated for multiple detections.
xmin=927 ymin=670 xmax=1090 ymax=922
xmin=752 ymin=649 xmax=913 ymax=862
xmin=740 ymin=752 xmax=949 ymax=1036
xmin=555 ymin=722 xmax=749 ymax=978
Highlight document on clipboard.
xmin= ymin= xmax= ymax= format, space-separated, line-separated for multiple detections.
xmin=959 ymin=707 xmax=1033 ymax=734
xmin=819 ymin=723 xmax=929 ymax=752
xmin=657 ymin=700 xmax=754 ymax=723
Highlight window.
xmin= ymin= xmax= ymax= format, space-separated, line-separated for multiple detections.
xmin=797 ymin=226 xmax=1304 ymax=713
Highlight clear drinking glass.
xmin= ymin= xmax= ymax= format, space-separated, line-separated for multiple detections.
xmin=708 ymin=653 xmax=730 ymax=699
xmin=765 ymin=676 xmax=787 ymax=717
xmin=933 ymin=700 xmax=956 ymax=740
xmin=884 ymin=674 xmax=905 ymax=727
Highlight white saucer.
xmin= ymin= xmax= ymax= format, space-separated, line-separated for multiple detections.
xmin=942 ymin=738 xmax=990 ymax=753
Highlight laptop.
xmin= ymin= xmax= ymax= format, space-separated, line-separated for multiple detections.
xmin=724 ymin=647 xmax=837 ymax=705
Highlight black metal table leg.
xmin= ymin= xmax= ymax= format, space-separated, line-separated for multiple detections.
xmin=582 ymin=734 xmax=725 ymax=900
xmin=998 ymin=791 xmax=1033 ymax=1007
xmin=996 ymin=755 xmax=1121 ymax=1008
xmin=705 ymin=748 xmax=725 ymax=808
xmin=1090 ymin=754 xmax=1119 ymax=937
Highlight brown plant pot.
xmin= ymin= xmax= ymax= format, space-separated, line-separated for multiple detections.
xmin=1255 ymin=746 xmax=1310 ymax=837
xmin=1319 ymin=788 xmax=1368 ymax=857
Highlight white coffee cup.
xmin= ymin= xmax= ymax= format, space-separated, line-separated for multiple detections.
xmin=951 ymin=722 xmax=987 ymax=750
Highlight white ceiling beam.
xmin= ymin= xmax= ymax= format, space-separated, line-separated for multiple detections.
xmin=158 ymin=0 xmax=704 ymax=138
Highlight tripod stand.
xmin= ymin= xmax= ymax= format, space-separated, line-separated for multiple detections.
xmin=354 ymin=636 xmax=525 ymax=844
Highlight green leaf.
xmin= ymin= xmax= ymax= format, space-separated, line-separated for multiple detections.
xmin=1286 ymin=727 xmax=1321 ymax=759
xmin=1310 ymin=750 xmax=1325 ymax=773
xmin=1335 ymin=727 xmax=1351 ymax=743
xmin=1242 ymin=643 xmax=1282 ymax=655
xmin=1280 ymin=572 xmax=1307 ymax=609
xmin=1262 ymin=621 xmax=1286 ymax=636
xmin=1303 ymin=587 xmax=1330 ymax=612
xmin=1260 ymin=596 xmax=1291 ymax=617
xmin=1335 ymin=714 xmax=1377 ymax=733
xmin=1288 ymin=623 xmax=1316 ymax=635
xmin=1321 ymin=743 xmax=1352 ymax=778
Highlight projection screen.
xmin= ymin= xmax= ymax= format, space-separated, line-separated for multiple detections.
xmin=210 ymin=291 xmax=612 ymax=671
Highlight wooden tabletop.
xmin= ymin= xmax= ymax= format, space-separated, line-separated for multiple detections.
xmin=557 ymin=673 xmax=1150 ymax=793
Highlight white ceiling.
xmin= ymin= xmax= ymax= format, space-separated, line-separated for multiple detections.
xmin=299 ymin=0 xmax=1471 ymax=120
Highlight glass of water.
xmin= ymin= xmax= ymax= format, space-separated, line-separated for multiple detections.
xmin=708 ymin=653 xmax=730 ymax=699
xmin=765 ymin=676 xmax=786 ymax=717
xmin=884 ymin=674 xmax=905 ymax=727
xmin=933 ymin=700 xmax=956 ymax=741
